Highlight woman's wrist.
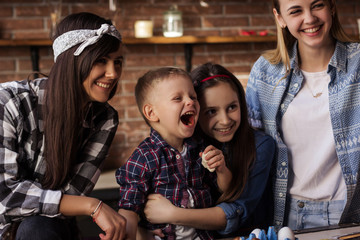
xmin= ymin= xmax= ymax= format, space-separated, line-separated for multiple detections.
xmin=90 ymin=200 xmax=103 ymax=221
xmin=88 ymin=198 xmax=101 ymax=216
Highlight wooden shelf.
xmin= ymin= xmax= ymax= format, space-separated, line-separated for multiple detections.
xmin=0 ymin=35 xmax=277 ymax=73
xmin=123 ymin=35 xmax=277 ymax=44
xmin=0 ymin=35 xmax=277 ymax=46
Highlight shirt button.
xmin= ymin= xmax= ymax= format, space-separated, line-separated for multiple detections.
xmin=298 ymin=201 xmax=305 ymax=208
xmin=279 ymin=192 xmax=284 ymax=197
xmin=281 ymin=162 xmax=286 ymax=166
xmin=293 ymin=83 xmax=298 ymax=88
xmin=236 ymin=209 xmax=241 ymax=214
xmin=281 ymin=104 xmax=285 ymax=109
xmin=176 ymin=155 xmax=180 ymax=159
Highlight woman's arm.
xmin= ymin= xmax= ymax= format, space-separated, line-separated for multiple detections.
xmin=144 ymin=194 xmax=226 ymax=230
xmin=0 ymin=94 xmax=63 ymax=224
xmin=60 ymin=194 xmax=127 ymax=240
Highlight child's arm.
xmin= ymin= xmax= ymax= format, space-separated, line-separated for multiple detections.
xmin=144 ymin=194 xmax=226 ymax=230
xmin=202 ymin=145 xmax=232 ymax=192
xmin=118 ymin=208 xmax=139 ymax=240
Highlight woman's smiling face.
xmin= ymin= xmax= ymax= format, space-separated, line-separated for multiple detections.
xmin=274 ymin=0 xmax=334 ymax=50
xmin=198 ymin=81 xmax=241 ymax=143
xmin=82 ymin=46 xmax=123 ymax=103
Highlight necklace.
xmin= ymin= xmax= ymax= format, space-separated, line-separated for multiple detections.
xmin=306 ymin=81 xmax=328 ymax=98
xmin=301 ymin=69 xmax=329 ymax=98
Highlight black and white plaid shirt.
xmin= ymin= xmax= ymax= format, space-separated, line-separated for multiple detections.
xmin=0 ymin=78 xmax=119 ymax=237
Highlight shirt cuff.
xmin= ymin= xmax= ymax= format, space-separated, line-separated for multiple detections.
xmin=217 ymin=202 xmax=243 ymax=235
xmin=39 ymin=189 xmax=62 ymax=217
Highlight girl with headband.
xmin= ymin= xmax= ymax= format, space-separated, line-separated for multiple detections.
xmin=0 ymin=12 xmax=126 ymax=240
xmin=142 ymin=62 xmax=276 ymax=238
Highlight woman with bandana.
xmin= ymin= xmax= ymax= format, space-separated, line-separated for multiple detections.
xmin=0 ymin=12 xmax=126 ymax=240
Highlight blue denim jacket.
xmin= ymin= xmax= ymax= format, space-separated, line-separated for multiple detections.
xmin=217 ymin=130 xmax=275 ymax=235
xmin=246 ymin=41 xmax=360 ymax=229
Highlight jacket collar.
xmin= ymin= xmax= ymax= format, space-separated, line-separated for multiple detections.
xmin=288 ymin=40 xmax=347 ymax=74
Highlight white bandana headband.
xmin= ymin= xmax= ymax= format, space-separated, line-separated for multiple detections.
xmin=52 ymin=23 xmax=122 ymax=62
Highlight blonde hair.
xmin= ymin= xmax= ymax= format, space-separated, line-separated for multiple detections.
xmin=263 ymin=0 xmax=358 ymax=76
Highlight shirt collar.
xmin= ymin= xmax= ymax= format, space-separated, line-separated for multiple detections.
xmin=329 ymin=41 xmax=347 ymax=73
xmin=289 ymin=40 xmax=348 ymax=74
xmin=149 ymin=128 xmax=195 ymax=151
xmin=82 ymin=101 xmax=109 ymax=128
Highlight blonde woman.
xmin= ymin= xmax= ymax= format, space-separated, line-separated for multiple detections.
xmin=246 ymin=0 xmax=360 ymax=231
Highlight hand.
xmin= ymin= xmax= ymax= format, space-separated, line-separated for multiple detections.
xmin=137 ymin=227 xmax=165 ymax=240
xmin=144 ymin=194 xmax=176 ymax=224
xmin=201 ymin=145 xmax=226 ymax=173
xmin=93 ymin=202 xmax=127 ymax=240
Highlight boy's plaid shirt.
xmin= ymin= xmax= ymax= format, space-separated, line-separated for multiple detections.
xmin=116 ymin=128 xmax=216 ymax=239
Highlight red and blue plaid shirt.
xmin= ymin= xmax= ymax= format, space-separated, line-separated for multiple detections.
xmin=116 ymin=128 xmax=216 ymax=239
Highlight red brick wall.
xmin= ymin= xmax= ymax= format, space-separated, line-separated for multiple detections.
xmin=0 ymin=0 xmax=359 ymax=169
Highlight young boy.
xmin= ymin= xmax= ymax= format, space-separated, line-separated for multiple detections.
xmin=116 ymin=67 xmax=231 ymax=239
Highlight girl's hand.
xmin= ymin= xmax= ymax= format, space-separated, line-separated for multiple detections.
xmin=144 ymin=194 xmax=177 ymax=224
xmin=93 ymin=202 xmax=127 ymax=240
xmin=201 ymin=145 xmax=226 ymax=173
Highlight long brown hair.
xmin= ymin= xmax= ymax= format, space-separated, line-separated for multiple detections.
xmin=42 ymin=12 xmax=121 ymax=189
xmin=191 ymin=62 xmax=256 ymax=203
xmin=263 ymin=0 xmax=358 ymax=75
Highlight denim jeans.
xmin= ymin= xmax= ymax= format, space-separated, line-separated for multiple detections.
xmin=285 ymin=198 xmax=345 ymax=231
xmin=15 ymin=216 xmax=79 ymax=240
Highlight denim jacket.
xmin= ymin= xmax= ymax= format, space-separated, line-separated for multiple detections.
xmin=217 ymin=130 xmax=275 ymax=236
xmin=246 ymin=41 xmax=360 ymax=229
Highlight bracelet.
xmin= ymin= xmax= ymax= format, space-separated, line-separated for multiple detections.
xmin=90 ymin=200 xmax=103 ymax=218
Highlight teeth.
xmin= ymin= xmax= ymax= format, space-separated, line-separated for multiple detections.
xmin=215 ymin=127 xmax=231 ymax=132
xmin=303 ymin=27 xmax=320 ymax=33
xmin=96 ymin=82 xmax=111 ymax=88
xmin=183 ymin=111 xmax=194 ymax=116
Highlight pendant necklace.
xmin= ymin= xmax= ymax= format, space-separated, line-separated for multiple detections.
xmin=307 ymin=81 xmax=328 ymax=98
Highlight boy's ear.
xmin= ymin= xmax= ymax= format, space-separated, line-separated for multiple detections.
xmin=143 ymin=103 xmax=159 ymax=122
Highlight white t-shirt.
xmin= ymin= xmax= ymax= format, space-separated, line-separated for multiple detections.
xmin=281 ymin=70 xmax=346 ymax=201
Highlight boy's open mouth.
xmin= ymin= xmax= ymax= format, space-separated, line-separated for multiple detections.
xmin=180 ymin=111 xmax=195 ymax=126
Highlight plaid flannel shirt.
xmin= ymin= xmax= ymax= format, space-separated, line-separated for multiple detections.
xmin=0 ymin=78 xmax=119 ymax=238
xmin=116 ymin=128 xmax=215 ymax=240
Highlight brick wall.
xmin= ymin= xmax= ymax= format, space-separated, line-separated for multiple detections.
xmin=0 ymin=0 xmax=359 ymax=169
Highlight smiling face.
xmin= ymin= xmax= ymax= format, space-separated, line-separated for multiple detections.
xmin=147 ymin=75 xmax=200 ymax=150
xmin=82 ymin=46 xmax=123 ymax=103
xmin=274 ymin=0 xmax=334 ymax=50
xmin=198 ymin=81 xmax=241 ymax=143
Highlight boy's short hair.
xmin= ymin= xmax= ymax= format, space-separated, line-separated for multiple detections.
xmin=135 ymin=67 xmax=191 ymax=125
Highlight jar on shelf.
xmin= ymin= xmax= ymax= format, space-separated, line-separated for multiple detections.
xmin=163 ymin=5 xmax=183 ymax=37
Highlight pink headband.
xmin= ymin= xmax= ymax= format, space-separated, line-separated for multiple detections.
xmin=200 ymin=74 xmax=231 ymax=83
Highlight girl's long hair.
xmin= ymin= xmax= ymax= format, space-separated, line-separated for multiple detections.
xmin=191 ymin=62 xmax=256 ymax=203
xmin=263 ymin=0 xmax=358 ymax=75
xmin=42 ymin=12 xmax=120 ymax=189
